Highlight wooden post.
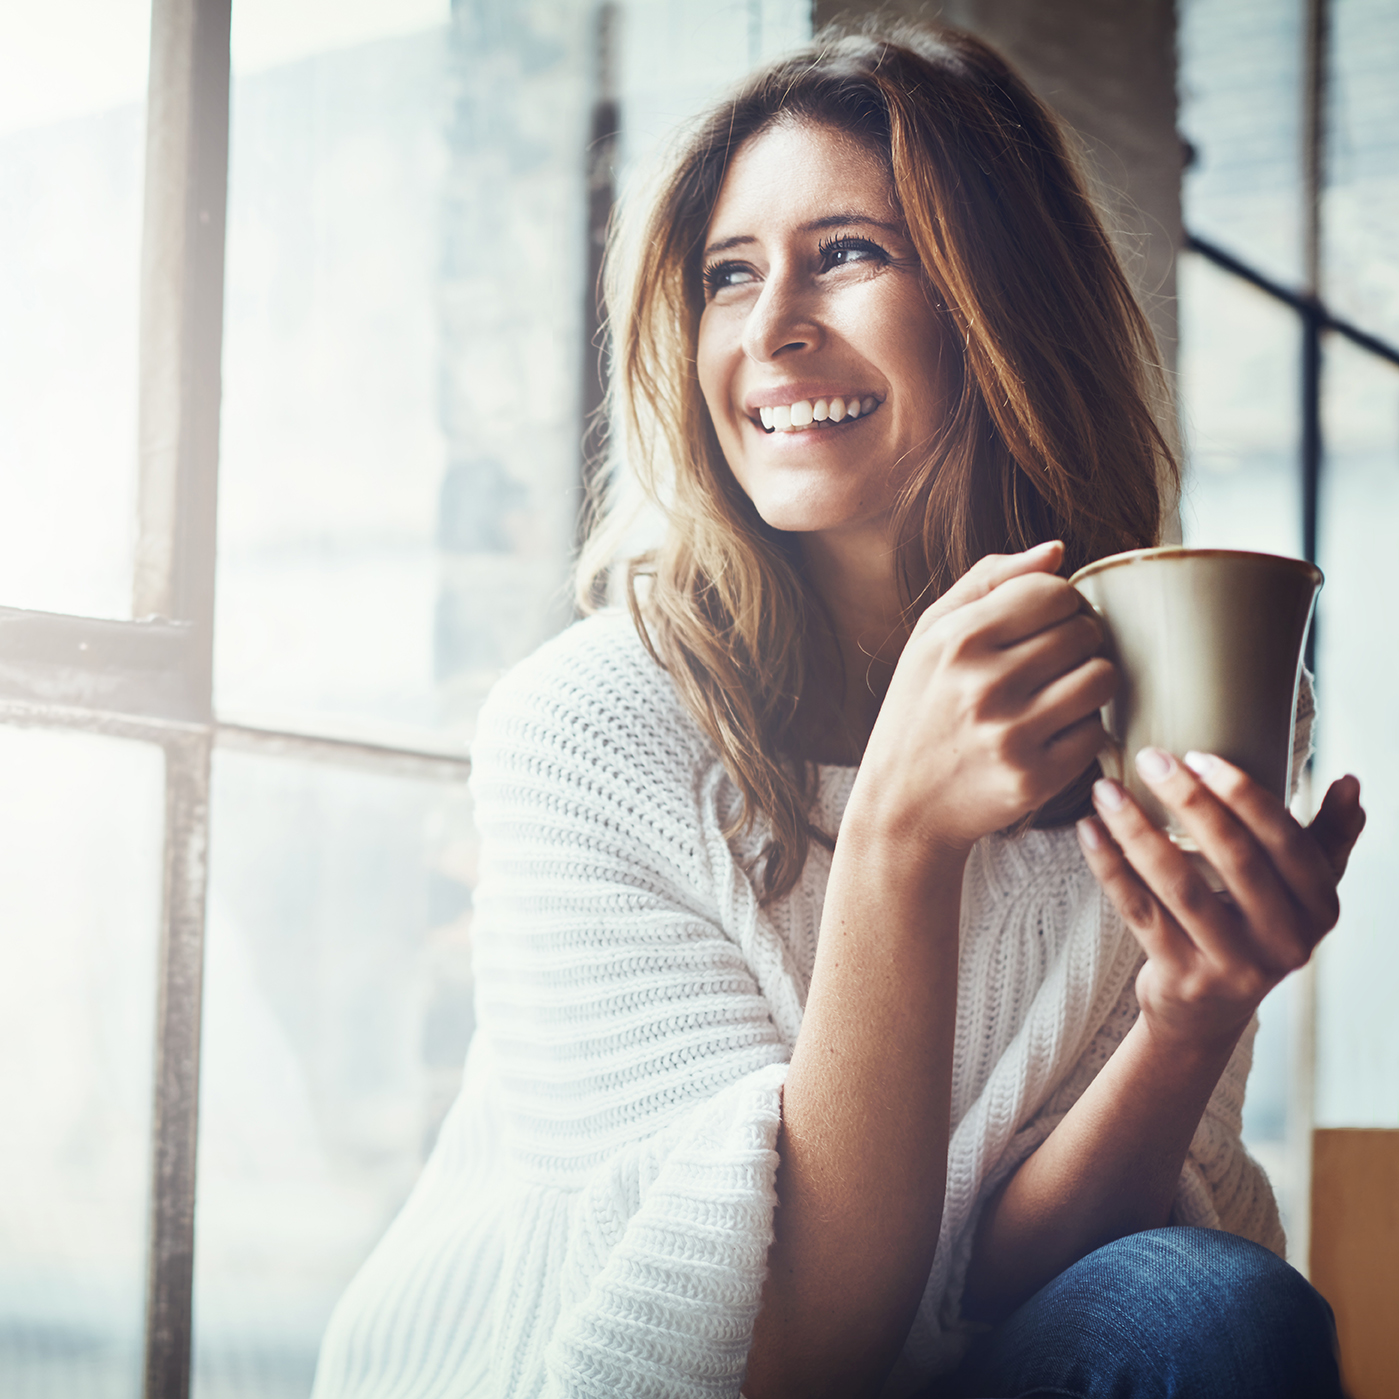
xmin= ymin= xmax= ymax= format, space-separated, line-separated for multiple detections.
xmin=1311 ymin=1128 xmax=1399 ymax=1399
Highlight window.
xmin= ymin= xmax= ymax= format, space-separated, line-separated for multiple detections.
xmin=0 ymin=3 xmax=808 ymax=1396
xmin=1179 ymin=0 xmax=1399 ymax=1252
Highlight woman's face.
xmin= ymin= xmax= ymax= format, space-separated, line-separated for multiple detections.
xmin=696 ymin=119 xmax=952 ymax=544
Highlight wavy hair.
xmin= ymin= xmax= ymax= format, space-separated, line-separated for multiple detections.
xmin=578 ymin=23 xmax=1177 ymax=902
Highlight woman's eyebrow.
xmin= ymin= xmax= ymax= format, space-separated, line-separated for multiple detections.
xmin=803 ymin=212 xmax=903 ymax=235
xmin=703 ymin=213 xmax=904 ymax=260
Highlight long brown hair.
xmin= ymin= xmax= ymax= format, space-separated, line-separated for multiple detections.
xmin=579 ymin=22 xmax=1177 ymax=902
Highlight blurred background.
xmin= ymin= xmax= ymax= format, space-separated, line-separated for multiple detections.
xmin=0 ymin=1 xmax=1394 ymax=1396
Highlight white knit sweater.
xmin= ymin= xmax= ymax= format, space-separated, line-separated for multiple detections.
xmin=312 ymin=611 xmax=1288 ymax=1399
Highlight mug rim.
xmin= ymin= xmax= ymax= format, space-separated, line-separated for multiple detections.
xmin=1069 ymin=544 xmax=1324 ymax=588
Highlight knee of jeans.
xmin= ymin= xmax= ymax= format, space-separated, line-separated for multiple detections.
xmin=1095 ymin=1227 xmax=1335 ymax=1342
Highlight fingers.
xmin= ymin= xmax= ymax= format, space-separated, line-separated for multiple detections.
xmin=1089 ymin=771 xmax=1257 ymax=971
xmin=1310 ymin=774 xmax=1366 ymax=880
xmin=1038 ymin=710 xmax=1110 ymax=796
xmin=914 ymin=541 xmax=1063 ymax=635
xmin=1168 ymin=752 xmax=1340 ymax=938
xmin=1022 ymin=648 xmax=1116 ymax=731
xmin=974 ymin=571 xmax=1085 ymax=649
xmin=1075 ymin=814 xmax=1193 ymax=972
xmin=956 ymin=540 xmax=1064 ymax=599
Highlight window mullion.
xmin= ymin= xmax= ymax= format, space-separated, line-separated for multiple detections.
xmin=144 ymin=728 xmax=215 ymax=1399
xmin=135 ymin=1 xmax=230 ymax=1397
xmin=135 ymin=0 xmax=229 ymax=704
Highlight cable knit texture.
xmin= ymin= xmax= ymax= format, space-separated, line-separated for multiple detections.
xmin=312 ymin=612 xmax=1294 ymax=1399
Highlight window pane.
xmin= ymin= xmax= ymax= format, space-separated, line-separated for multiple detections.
xmin=192 ymin=749 xmax=475 ymax=1399
xmin=1176 ymin=252 xmax=1305 ymax=1243
xmin=214 ymin=0 xmax=588 ymax=746
xmin=1178 ymin=251 xmax=1303 ymax=557
xmin=1325 ymin=0 xmax=1399 ymax=346
xmin=1178 ymin=0 xmax=1305 ymax=288
xmin=1314 ymin=337 xmax=1399 ymax=1127
xmin=0 ymin=1 xmax=150 ymax=618
xmin=619 ymin=0 xmax=810 ymax=180
xmin=0 ymin=727 xmax=165 ymax=1398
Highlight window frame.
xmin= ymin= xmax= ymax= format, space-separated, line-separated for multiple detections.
xmin=16 ymin=0 xmax=1396 ymax=1389
xmin=1181 ymin=0 xmax=1399 ymax=1269
xmin=0 ymin=4 xmax=471 ymax=1395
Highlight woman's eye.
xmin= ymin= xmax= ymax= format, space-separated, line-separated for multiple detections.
xmin=703 ymin=261 xmax=756 ymax=295
xmin=818 ymin=236 xmax=888 ymax=271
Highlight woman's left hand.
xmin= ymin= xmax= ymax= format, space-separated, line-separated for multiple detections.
xmin=1078 ymin=751 xmax=1366 ymax=1050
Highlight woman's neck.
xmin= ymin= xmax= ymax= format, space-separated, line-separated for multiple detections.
xmin=798 ymin=527 xmax=912 ymax=766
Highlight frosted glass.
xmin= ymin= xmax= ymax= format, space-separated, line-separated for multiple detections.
xmin=192 ymin=749 xmax=475 ymax=1399
xmin=1313 ymin=338 xmax=1399 ymax=1128
xmin=0 ymin=726 xmax=165 ymax=1398
xmin=1176 ymin=218 xmax=1306 ymax=1244
xmin=619 ymin=0 xmax=811 ymax=187
xmin=1178 ymin=251 xmax=1303 ymax=558
xmin=0 ymin=1 xmax=149 ymax=618
xmin=1178 ymin=0 xmax=1305 ymax=289
xmin=214 ymin=1 xmax=589 ymax=746
xmin=1325 ymin=0 xmax=1399 ymax=346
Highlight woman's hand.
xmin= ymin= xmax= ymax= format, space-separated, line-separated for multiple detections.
xmin=856 ymin=540 xmax=1115 ymax=857
xmin=1079 ymin=751 xmax=1366 ymax=1049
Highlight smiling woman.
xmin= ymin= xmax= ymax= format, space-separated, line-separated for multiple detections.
xmin=696 ymin=123 xmax=950 ymax=541
xmin=310 ymin=22 xmax=1362 ymax=1399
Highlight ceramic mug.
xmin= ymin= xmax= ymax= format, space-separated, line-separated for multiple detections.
xmin=1070 ymin=546 xmax=1322 ymax=851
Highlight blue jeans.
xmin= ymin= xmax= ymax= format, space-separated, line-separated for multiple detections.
xmin=932 ymin=1227 xmax=1342 ymax=1399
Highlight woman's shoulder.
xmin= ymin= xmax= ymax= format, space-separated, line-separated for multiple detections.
xmin=472 ymin=610 xmax=716 ymax=800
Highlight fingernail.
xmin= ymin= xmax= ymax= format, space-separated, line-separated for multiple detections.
xmin=1135 ymin=747 xmax=1173 ymax=783
xmin=1093 ymin=778 xmax=1125 ymax=811
xmin=1184 ymin=751 xmax=1219 ymax=777
xmin=1077 ymin=817 xmax=1103 ymax=851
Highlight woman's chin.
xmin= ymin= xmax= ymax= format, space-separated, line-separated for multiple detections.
xmin=754 ymin=500 xmax=895 ymax=543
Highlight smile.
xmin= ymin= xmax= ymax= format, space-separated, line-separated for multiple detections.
xmin=756 ymin=395 xmax=881 ymax=433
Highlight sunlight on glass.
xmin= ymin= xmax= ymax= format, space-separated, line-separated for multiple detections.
xmin=1178 ymin=253 xmax=1302 ymax=557
xmin=214 ymin=0 xmax=589 ymax=747
xmin=1178 ymin=249 xmax=1304 ymax=1240
xmin=0 ymin=0 xmax=149 ymax=618
xmin=1178 ymin=0 xmax=1304 ymax=289
xmin=1325 ymin=0 xmax=1399 ymax=346
xmin=193 ymin=750 xmax=475 ymax=1399
xmin=0 ymin=727 xmax=164 ymax=1398
xmin=0 ymin=1 xmax=150 ymax=136
xmin=232 ymin=0 xmax=448 ymax=74
xmin=1314 ymin=338 xmax=1399 ymax=1129
xmin=620 ymin=0 xmax=810 ymax=184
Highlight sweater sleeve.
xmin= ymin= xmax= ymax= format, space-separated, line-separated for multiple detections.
xmin=992 ymin=977 xmax=1284 ymax=1255
xmin=311 ymin=620 xmax=792 ymax=1399
xmin=467 ymin=621 xmax=793 ymax=1397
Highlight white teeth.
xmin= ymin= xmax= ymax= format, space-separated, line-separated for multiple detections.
xmin=756 ymin=395 xmax=877 ymax=431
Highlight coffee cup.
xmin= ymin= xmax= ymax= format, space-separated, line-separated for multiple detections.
xmin=1070 ymin=546 xmax=1322 ymax=852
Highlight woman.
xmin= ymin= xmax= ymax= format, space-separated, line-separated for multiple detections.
xmin=313 ymin=24 xmax=1365 ymax=1399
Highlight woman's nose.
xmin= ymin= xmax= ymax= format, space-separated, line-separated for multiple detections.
xmin=740 ymin=274 xmax=823 ymax=362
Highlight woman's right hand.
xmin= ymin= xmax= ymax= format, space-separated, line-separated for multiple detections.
xmin=856 ymin=540 xmax=1116 ymax=858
